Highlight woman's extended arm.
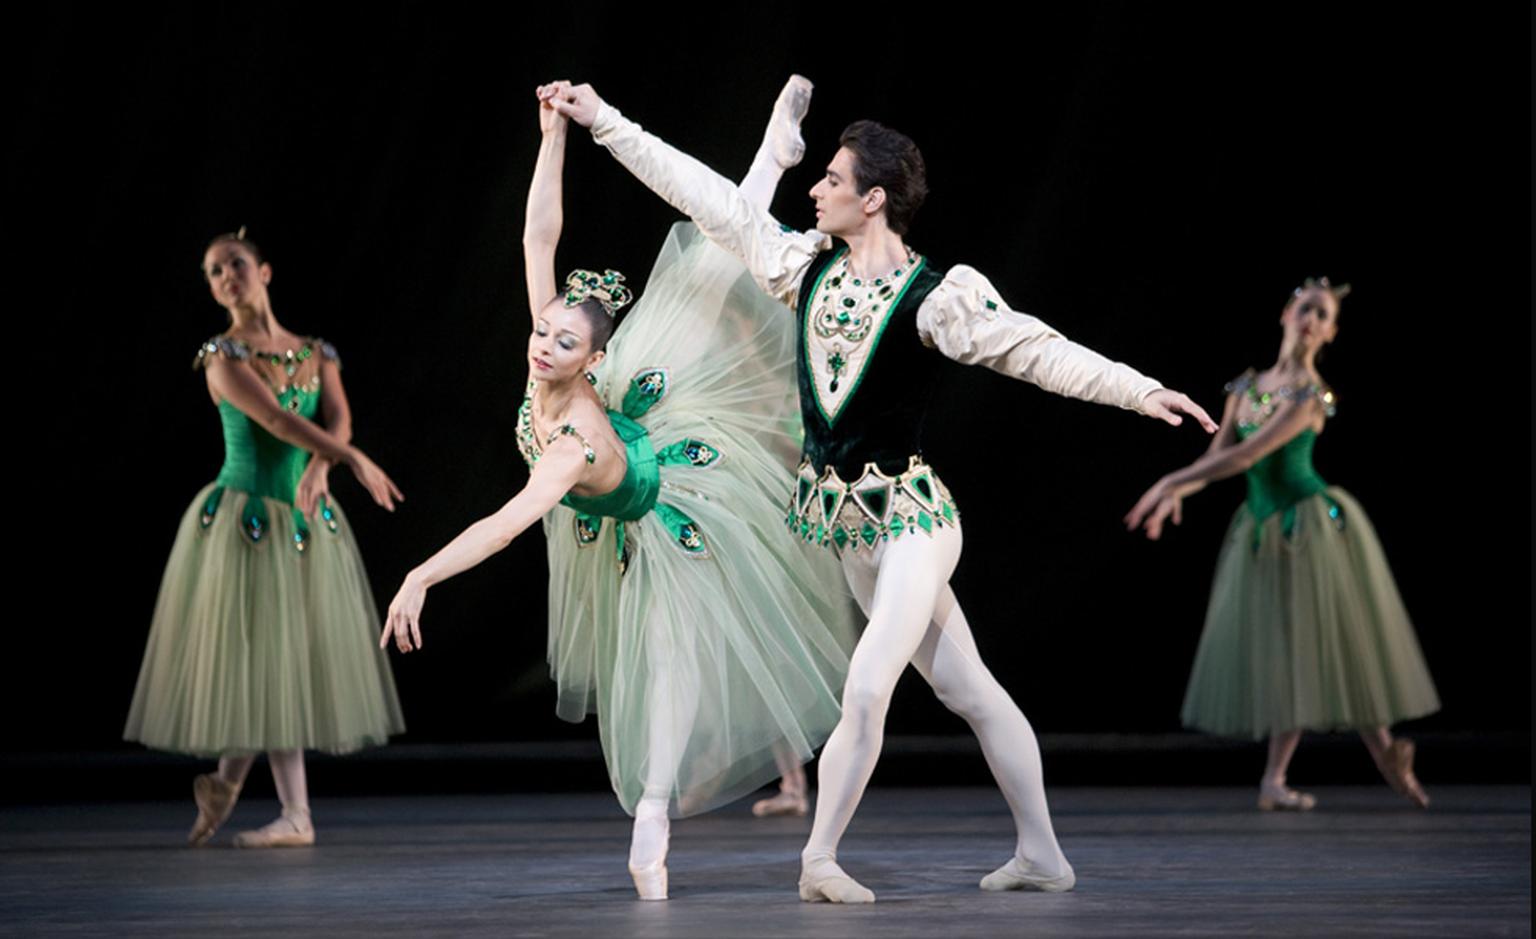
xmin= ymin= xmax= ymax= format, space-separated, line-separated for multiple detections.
xmin=1125 ymin=394 xmax=1322 ymax=539
xmin=205 ymin=356 xmax=402 ymax=510
xmin=523 ymin=104 xmax=568 ymax=322
xmin=380 ymin=437 xmax=589 ymax=652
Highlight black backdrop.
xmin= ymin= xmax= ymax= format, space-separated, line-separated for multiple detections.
xmin=14 ymin=4 xmax=1529 ymax=753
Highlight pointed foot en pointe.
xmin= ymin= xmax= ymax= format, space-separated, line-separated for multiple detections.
xmin=1386 ymin=738 xmax=1431 ymax=809
xmin=188 ymin=774 xmax=241 ymax=847
xmin=767 ymin=75 xmax=813 ymax=170
xmin=629 ymin=860 xmax=668 ymax=900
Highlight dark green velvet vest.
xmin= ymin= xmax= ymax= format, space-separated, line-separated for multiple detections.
xmin=795 ymin=248 xmax=946 ymax=478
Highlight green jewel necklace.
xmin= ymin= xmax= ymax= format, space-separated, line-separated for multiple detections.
xmin=812 ymin=248 xmax=919 ymax=393
xmin=265 ymin=344 xmax=314 ymax=377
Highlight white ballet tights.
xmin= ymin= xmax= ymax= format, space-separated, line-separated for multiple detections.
xmin=802 ymin=523 xmax=1071 ymax=892
xmin=628 ymin=619 xmax=701 ymax=871
xmin=626 ymin=74 xmax=808 ymax=882
xmin=738 ymin=75 xmax=810 ymax=209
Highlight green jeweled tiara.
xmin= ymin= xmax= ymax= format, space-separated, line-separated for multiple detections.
xmin=563 ymin=269 xmax=633 ymax=317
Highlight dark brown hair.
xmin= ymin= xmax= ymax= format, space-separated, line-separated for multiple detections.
xmin=839 ymin=120 xmax=929 ymax=235
xmin=572 ymin=298 xmax=615 ymax=354
xmin=203 ymin=229 xmax=266 ymax=271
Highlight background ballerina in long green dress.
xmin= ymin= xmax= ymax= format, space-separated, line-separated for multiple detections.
xmin=1126 ymin=277 xmax=1439 ymax=811
xmin=125 ymin=228 xmax=406 ymax=849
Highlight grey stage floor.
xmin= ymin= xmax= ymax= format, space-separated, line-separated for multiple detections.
xmin=1 ymin=786 xmax=1528 ymax=938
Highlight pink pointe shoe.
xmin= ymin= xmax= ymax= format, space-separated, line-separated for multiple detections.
xmin=188 ymin=774 xmax=242 ymax=847
xmin=751 ymin=789 xmax=809 ymax=818
xmin=233 ymin=809 xmax=315 ymax=848
xmin=1257 ymin=782 xmax=1318 ymax=812
xmin=628 ymin=859 xmax=669 ymax=900
xmin=766 ymin=75 xmax=813 ymax=170
xmin=1385 ymin=738 xmax=1431 ymax=809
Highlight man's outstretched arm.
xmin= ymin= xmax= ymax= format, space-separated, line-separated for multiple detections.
xmin=539 ymin=80 xmax=825 ymax=308
xmin=918 ymin=265 xmax=1217 ymax=429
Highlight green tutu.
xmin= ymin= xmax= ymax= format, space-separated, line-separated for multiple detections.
xmin=1181 ymin=487 xmax=1441 ymax=740
xmin=531 ymin=224 xmax=855 ymax=817
xmin=124 ymin=485 xmax=404 ymax=756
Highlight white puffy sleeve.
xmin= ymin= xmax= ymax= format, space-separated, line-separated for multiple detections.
xmin=916 ymin=265 xmax=1163 ymax=412
xmin=591 ymin=103 xmax=829 ymax=308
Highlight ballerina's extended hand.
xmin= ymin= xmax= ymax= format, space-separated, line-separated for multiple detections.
xmin=381 ymin=576 xmax=426 ymax=653
xmin=1125 ymin=477 xmax=1205 ymax=540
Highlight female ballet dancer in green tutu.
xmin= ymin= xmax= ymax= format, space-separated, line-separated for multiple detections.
xmin=381 ymin=82 xmax=853 ymax=899
xmin=1126 ymin=277 xmax=1438 ymax=811
xmin=126 ymin=228 xmax=406 ymax=847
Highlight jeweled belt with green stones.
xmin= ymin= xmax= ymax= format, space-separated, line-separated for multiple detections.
xmin=786 ymin=455 xmax=959 ymax=553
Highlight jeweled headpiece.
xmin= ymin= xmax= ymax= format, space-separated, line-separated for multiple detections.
xmin=563 ymin=269 xmax=632 ymax=317
xmin=1294 ymin=275 xmax=1352 ymax=302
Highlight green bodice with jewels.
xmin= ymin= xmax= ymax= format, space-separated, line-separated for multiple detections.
xmin=192 ymin=336 xmax=342 ymax=550
xmin=213 ymin=394 xmax=317 ymax=502
xmin=1229 ymin=369 xmax=1343 ymax=545
xmin=559 ymin=411 xmax=660 ymax=521
xmin=1237 ymin=425 xmax=1329 ymax=523
xmin=516 ymin=370 xmax=719 ymax=572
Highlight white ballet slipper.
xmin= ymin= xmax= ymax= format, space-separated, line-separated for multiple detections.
xmin=799 ymin=853 xmax=875 ymax=903
xmin=979 ymin=855 xmax=1076 ymax=892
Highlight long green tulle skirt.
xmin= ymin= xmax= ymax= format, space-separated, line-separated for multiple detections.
xmin=1181 ymin=487 xmax=1440 ymax=740
xmin=124 ymin=485 xmax=405 ymax=756
xmin=544 ymin=224 xmax=855 ymax=818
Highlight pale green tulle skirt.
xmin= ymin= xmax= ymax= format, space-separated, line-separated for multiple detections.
xmin=125 ymin=485 xmax=404 ymax=757
xmin=544 ymin=223 xmax=856 ymax=818
xmin=1181 ymin=487 xmax=1440 ymax=740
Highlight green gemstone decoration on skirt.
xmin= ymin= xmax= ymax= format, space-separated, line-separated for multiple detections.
xmin=200 ymin=486 xmax=225 ymax=529
xmin=242 ymin=500 xmax=269 ymax=544
xmin=574 ymin=514 xmax=602 ymax=546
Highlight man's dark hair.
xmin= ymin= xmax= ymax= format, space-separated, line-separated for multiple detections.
xmin=838 ymin=120 xmax=928 ymax=235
